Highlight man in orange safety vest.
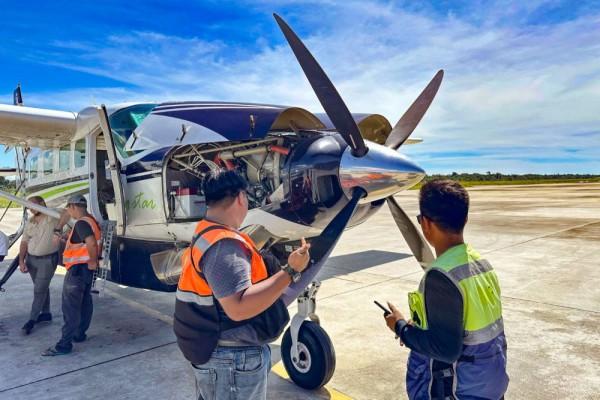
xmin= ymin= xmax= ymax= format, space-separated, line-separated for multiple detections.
xmin=42 ymin=194 xmax=101 ymax=356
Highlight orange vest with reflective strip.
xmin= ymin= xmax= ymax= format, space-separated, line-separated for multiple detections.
xmin=178 ymin=220 xmax=268 ymax=300
xmin=174 ymin=220 xmax=279 ymax=365
xmin=62 ymin=216 xmax=102 ymax=269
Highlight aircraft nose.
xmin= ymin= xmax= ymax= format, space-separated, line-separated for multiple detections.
xmin=338 ymin=141 xmax=425 ymax=203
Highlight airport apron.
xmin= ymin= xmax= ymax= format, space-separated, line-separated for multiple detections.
xmin=407 ymin=244 xmax=509 ymax=399
xmin=62 ymin=216 xmax=102 ymax=269
xmin=173 ymin=220 xmax=289 ymax=365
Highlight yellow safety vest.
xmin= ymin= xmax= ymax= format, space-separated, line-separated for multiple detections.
xmin=408 ymin=243 xmax=504 ymax=345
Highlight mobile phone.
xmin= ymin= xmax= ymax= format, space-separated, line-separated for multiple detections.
xmin=374 ymin=300 xmax=391 ymax=316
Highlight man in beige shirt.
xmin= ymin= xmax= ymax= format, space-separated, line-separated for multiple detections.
xmin=19 ymin=196 xmax=69 ymax=335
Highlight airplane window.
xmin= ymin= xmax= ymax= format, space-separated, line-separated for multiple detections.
xmin=74 ymin=139 xmax=86 ymax=168
xmin=29 ymin=155 xmax=38 ymax=179
xmin=109 ymin=104 xmax=156 ymax=158
xmin=59 ymin=145 xmax=70 ymax=171
xmin=43 ymin=150 xmax=53 ymax=175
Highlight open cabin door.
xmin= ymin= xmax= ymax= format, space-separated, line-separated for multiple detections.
xmin=96 ymin=105 xmax=126 ymax=236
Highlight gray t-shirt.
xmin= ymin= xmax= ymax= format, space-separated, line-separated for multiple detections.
xmin=201 ymin=238 xmax=270 ymax=345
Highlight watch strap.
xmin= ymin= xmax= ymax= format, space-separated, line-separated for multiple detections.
xmin=282 ymin=264 xmax=300 ymax=282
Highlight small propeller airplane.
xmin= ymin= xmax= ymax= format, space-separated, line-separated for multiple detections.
xmin=0 ymin=14 xmax=441 ymax=389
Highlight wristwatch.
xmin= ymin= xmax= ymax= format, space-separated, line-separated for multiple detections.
xmin=281 ymin=264 xmax=301 ymax=283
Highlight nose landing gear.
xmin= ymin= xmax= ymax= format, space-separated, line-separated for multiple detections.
xmin=280 ymin=281 xmax=336 ymax=390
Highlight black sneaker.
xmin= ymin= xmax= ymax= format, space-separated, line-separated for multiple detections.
xmin=36 ymin=313 xmax=52 ymax=323
xmin=73 ymin=334 xmax=87 ymax=343
xmin=21 ymin=320 xmax=35 ymax=335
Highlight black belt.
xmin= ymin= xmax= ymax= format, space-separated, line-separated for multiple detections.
xmin=27 ymin=252 xmax=57 ymax=259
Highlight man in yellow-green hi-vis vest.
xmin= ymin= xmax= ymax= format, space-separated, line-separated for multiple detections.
xmin=385 ymin=180 xmax=508 ymax=399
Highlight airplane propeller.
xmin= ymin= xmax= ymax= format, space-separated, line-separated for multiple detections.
xmin=275 ymin=14 xmax=440 ymax=270
xmin=385 ymin=70 xmax=444 ymax=150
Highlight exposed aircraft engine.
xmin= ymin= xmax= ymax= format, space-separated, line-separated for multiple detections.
xmin=164 ymin=135 xmax=296 ymax=219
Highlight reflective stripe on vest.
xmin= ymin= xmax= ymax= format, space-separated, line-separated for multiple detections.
xmin=408 ymin=244 xmax=504 ymax=345
xmin=177 ymin=220 xmax=268 ymax=300
xmin=62 ymin=216 xmax=102 ymax=269
xmin=175 ymin=288 xmax=214 ymax=306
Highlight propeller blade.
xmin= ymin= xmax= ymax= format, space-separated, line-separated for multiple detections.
xmin=281 ymin=188 xmax=365 ymax=305
xmin=386 ymin=196 xmax=434 ymax=269
xmin=385 ymin=70 xmax=444 ymax=150
xmin=273 ymin=14 xmax=368 ymax=157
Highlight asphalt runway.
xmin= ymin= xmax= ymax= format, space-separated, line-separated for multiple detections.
xmin=0 ymin=183 xmax=598 ymax=399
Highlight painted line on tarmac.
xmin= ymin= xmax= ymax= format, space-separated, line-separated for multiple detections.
xmin=271 ymin=361 xmax=354 ymax=400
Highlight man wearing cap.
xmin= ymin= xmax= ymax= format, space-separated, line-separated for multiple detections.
xmin=174 ymin=169 xmax=311 ymax=399
xmin=18 ymin=196 xmax=70 ymax=335
xmin=43 ymin=194 xmax=102 ymax=356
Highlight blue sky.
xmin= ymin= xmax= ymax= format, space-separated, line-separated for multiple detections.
xmin=1 ymin=0 xmax=599 ymax=173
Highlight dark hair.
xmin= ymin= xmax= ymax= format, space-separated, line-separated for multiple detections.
xmin=419 ymin=179 xmax=469 ymax=234
xmin=202 ymin=169 xmax=248 ymax=206
xmin=28 ymin=196 xmax=47 ymax=207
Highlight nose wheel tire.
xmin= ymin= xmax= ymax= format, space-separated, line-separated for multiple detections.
xmin=281 ymin=321 xmax=336 ymax=390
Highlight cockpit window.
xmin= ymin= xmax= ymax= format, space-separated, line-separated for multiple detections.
xmin=109 ymin=104 xmax=156 ymax=158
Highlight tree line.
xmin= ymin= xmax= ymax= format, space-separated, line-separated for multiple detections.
xmin=424 ymin=172 xmax=600 ymax=182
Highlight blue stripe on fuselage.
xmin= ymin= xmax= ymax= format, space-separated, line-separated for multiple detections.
xmin=154 ymin=106 xmax=285 ymax=141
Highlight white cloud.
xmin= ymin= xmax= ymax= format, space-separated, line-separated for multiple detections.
xmin=5 ymin=0 xmax=600 ymax=173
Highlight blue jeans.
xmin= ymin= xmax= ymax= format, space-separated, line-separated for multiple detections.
xmin=192 ymin=344 xmax=271 ymax=400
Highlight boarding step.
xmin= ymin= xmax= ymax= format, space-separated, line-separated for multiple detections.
xmin=92 ymin=220 xmax=116 ymax=296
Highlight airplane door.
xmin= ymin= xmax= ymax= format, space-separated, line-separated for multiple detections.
xmin=97 ymin=105 xmax=126 ymax=236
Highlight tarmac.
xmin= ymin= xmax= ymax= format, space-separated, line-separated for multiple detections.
xmin=0 ymin=183 xmax=598 ymax=399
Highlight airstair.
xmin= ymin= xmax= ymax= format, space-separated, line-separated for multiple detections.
xmin=91 ymin=220 xmax=116 ymax=296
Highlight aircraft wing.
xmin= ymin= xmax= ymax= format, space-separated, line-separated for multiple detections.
xmin=0 ymin=168 xmax=17 ymax=177
xmin=0 ymin=104 xmax=77 ymax=147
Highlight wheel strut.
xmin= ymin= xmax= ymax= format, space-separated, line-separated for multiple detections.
xmin=289 ymin=280 xmax=321 ymax=365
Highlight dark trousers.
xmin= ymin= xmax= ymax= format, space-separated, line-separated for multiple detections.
xmin=26 ymin=253 xmax=58 ymax=321
xmin=56 ymin=264 xmax=94 ymax=351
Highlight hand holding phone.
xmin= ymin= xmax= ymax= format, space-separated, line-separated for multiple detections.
xmin=374 ymin=300 xmax=391 ymax=316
